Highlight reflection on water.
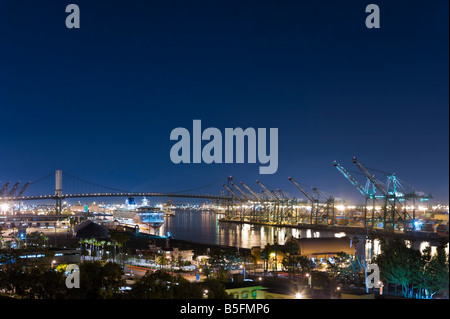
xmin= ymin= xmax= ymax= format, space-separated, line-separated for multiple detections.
xmin=160 ymin=210 xmax=336 ymax=248
xmin=161 ymin=210 xmax=448 ymax=258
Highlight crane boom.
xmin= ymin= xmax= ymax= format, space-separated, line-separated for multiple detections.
xmin=277 ymin=189 xmax=293 ymax=200
xmin=231 ymin=182 xmax=253 ymax=201
xmin=333 ymin=160 xmax=370 ymax=197
xmin=240 ymin=182 xmax=261 ymax=201
xmin=352 ymin=157 xmax=388 ymax=195
xmin=353 ymin=157 xmax=404 ymax=214
xmin=17 ymin=181 xmax=31 ymax=197
xmin=7 ymin=182 xmax=20 ymax=197
xmin=222 ymin=184 xmax=245 ymax=203
xmin=288 ymin=177 xmax=316 ymax=203
xmin=256 ymin=180 xmax=279 ymax=202
xmin=0 ymin=182 xmax=10 ymax=196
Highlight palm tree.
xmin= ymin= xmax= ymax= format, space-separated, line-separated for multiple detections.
xmin=270 ymin=241 xmax=282 ymax=273
xmin=282 ymin=241 xmax=299 ymax=279
xmin=156 ymin=254 xmax=168 ymax=269
xmin=260 ymin=248 xmax=269 ymax=277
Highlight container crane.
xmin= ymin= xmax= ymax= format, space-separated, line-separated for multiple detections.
xmin=222 ymin=184 xmax=245 ymax=203
xmin=288 ymin=177 xmax=318 ymax=224
xmin=256 ymin=180 xmax=279 ymax=202
xmin=333 ymin=160 xmax=383 ymax=228
xmin=352 ymin=157 xmax=410 ymax=230
xmin=231 ymin=182 xmax=253 ymax=202
xmin=333 ymin=160 xmax=374 ymax=198
xmin=276 ymin=189 xmax=293 ymax=201
xmin=240 ymin=182 xmax=262 ymax=201
xmin=0 ymin=182 xmax=10 ymax=196
xmin=256 ymin=180 xmax=283 ymax=223
xmin=7 ymin=182 xmax=20 ymax=197
xmin=17 ymin=182 xmax=31 ymax=197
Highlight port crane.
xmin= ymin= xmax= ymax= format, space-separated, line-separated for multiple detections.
xmin=333 ymin=160 xmax=384 ymax=228
xmin=288 ymin=177 xmax=318 ymax=224
xmin=7 ymin=182 xmax=21 ymax=197
xmin=17 ymin=182 xmax=31 ymax=197
xmin=256 ymin=180 xmax=284 ymax=223
xmin=352 ymin=157 xmax=412 ymax=231
xmin=240 ymin=181 xmax=262 ymax=201
xmin=231 ymin=182 xmax=253 ymax=202
xmin=0 ymin=182 xmax=11 ymax=196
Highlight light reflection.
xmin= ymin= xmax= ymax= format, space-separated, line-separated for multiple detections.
xmin=160 ymin=209 xmax=446 ymax=260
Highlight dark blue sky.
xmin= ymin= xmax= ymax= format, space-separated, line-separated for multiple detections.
xmin=1 ymin=0 xmax=448 ymax=204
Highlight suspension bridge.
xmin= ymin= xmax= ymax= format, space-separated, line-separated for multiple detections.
xmin=0 ymin=170 xmax=232 ymax=214
xmin=0 ymin=158 xmax=444 ymax=239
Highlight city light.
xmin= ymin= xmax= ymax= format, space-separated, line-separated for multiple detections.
xmin=1 ymin=203 xmax=9 ymax=212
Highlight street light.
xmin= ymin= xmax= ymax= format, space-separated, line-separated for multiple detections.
xmin=51 ymin=260 xmax=56 ymax=269
xmin=295 ymin=292 xmax=302 ymax=299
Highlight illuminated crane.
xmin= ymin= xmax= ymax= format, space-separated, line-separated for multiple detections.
xmin=288 ymin=177 xmax=318 ymax=224
xmin=240 ymin=181 xmax=261 ymax=201
xmin=256 ymin=180 xmax=279 ymax=202
xmin=256 ymin=180 xmax=283 ymax=223
xmin=0 ymin=182 xmax=10 ymax=196
xmin=231 ymin=182 xmax=253 ymax=201
xmin=7 ymin=182 xmax=20 ymax=197
xmin=222 ymin=184 xmax=245 ymax=203
xmin=352 ymin=157 xmax=410 ymax=231
xmin=333 ymin=160 xmax=382 ymax=228
xmin=17 ymin=182 xmax=31 ymax=197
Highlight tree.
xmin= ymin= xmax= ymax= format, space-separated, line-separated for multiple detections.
xmin=327 ymin=252 xmax=360 ymax=288
xmin=129 ymin=270 xmax=203 ymax=299
xmin=373 ymin=238 xmax=425 ymax=298
xmin=66 ymin=261 xmax=125 ymax=299
xmin=108 ymin=230 xmax=130 ymax=262
xmin=200 ymin=278 xmax=232 ymax=299
xmin=260 ymin=246 xmax=270 ymax=277
xmin=281 ymin=241 xmax=299 ymax=279
xmin=208 ymin=249 xmax=242 ymax=271
xmin=420 ymin=245 xmax=449 ymax=299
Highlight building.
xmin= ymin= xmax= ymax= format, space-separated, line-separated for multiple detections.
xmin=284 ymin=236 xmax=355 ymax=260
xmin=74 ymin=220 xmax=110 ymax=239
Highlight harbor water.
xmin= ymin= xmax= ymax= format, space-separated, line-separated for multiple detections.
xmin=160 ymin=209 xmax=448 ymax=259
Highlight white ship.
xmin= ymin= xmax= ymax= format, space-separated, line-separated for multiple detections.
xmin=113 ymin=197 xmax=165 ymax=235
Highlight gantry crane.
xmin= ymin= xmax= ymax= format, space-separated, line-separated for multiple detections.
xmin=333 ymin=160 xmax=382 ymax=228
xmin=352 ymin=157 xmax=410 ymax=231
xmin=222 ymin=184 xmax=245 ymax=203
xmin=17 ymin=181 xmax=31 ymax=197
xmin=312 ymin=187 xmax=336 ymax=225
xmin=256 ymin=180 xmax=283 ymax=223
xmin=0 ymin=182 xmax=10 ymax=196
xmin=6 ymin=182 xmax=20 ymax=197
xmin=240 ymin=181 xmax=262 ymax=201
xmin=231 ymin=182 xmax=253 ymax=201
xmin=288 ymin=177 xmax=318 ymax=225
xmin=222 ymin=183 xmax=245 ymax=219
xmin=256 ymin=180 xmax=279 ymax=202
xmin=277 ymin=189 xmax=293 ymax=201
xmin=230 ymin=182 xmax=258 ymax=221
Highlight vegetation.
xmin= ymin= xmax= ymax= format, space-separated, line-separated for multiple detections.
xmin=1 ymin=231 xmax=448 ymax=300
xmin=373 ymin=238 xmax=449 ymax=299
xmin=126 ymin=270 xmax=230 ymax=299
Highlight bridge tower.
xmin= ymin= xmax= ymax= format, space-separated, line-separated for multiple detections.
xmin=55 ymin=170 xmax=62 ymax=215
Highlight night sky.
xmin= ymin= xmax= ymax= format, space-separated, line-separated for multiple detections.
xmin=0 ymin=0 xmax=448 ymax=204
